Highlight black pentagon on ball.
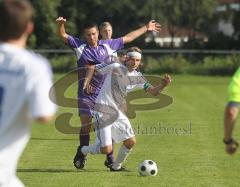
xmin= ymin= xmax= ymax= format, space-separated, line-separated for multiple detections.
xmin=150 ymin=170 xmax=156 ymax=175
xmin=141 ymin=166 xmax=146 ymax=171
xmin=148 ymin=161 xmax=154 ymax=165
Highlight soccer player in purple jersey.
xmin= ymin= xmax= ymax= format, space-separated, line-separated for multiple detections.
xmin=99 ymin=22 xmax=113 ymax=40
xmin=56 ymin=17 xmax=161 ymax=169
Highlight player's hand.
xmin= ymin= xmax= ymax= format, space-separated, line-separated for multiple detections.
xmin=56 ymin=17 xmax=67 ymax=24
xmin=146 ymin=20 xmax=162 ymax=32
xmin=84 ymin=84 xmax=94 ymax=95
xmin=163 ymin=74 xmax=172 ymax=86
xmin=152 ymin=74 xmax=172 ymax=96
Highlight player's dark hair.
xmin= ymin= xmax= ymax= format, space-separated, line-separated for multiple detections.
xmin=83 ymin=22 xmax=99 ymax=31
xmin=0 ymin=0 xmax=33 ymax=41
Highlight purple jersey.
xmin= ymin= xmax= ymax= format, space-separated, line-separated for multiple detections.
xmin=67 ymin=35 xmax=124 ymax=114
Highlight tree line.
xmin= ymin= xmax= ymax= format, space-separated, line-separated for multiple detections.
xmin=28 ymin=0 xmax=240 ymax=50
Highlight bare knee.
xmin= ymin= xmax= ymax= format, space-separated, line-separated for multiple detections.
xmin=226 ymin=106 xmax=238 ymax=120
xmin=123 ymin=137 xmax=136 ymax=149
xmin=100 ymin=145 xmax=112 ymax=154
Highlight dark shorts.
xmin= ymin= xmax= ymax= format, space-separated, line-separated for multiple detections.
xmin=78 ymin=98 xmax=95 ymax=116
xmin=227 ymin=101 xmax=240 ymax=108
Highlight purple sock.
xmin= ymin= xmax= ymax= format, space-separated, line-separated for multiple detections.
xmin=80 ymin=134 xmax=90 ymax=148
xmin=106 ymin=144 xmax=114 ymax=163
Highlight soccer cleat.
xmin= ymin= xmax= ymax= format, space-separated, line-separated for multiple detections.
xmin=223 ymin=138 xmax=239 ymax=155
xmin=73 ymin=146 xmax=86 ymax=169
xmin=104 ymin=160 xmax=113 ymax=169
xmin=110 ymin=166 xmax=127 ymax=172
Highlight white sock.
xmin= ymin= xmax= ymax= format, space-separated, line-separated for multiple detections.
xmin=81 ymin=143 xmax=101 ymax=155
xmin=112 ymin=145 xmax=132 ymax=170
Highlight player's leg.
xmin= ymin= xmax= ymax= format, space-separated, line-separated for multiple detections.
xmin=80 ymin=112 xmax=113 ymax=164
xmin=110 ymin=117 xmax=136 ymax=171
xmin=105 ymin=139 xmax=114 ymax=168
xmin=79 ymin=114 xmax=92 ymax=148
xmin=224 ymin=103 xmax=239 ymax=154
xmin=111 ymin=136 xmax=136 ymax=171
xmin=73 ymin=113 xmax=92 ymax=169
xmin=81 ymin=143 xmax=113 ymax=155
xmin=81 ymin=118 xmax=113 ymax=155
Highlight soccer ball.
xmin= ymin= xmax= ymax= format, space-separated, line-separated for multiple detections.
xmin=138 ymin=160 xmax=158 ymax=176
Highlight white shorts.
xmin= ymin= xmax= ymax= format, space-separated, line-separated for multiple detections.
xmin=0 ymin=134 xmax=29 ymax=187
xmin=94 ymin=113 xmax=135 ymax=147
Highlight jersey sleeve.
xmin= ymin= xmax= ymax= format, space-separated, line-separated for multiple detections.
xmin=104 ymin=38 xmax=124 ymax=51
xmin=95 ymin=62 xmax=121 ymax=74
xmin=127 ymin=71 xmax=148 ymax=91
xmin=27 ymin=58 xmax=57 ymax=118
xmin=67 ymin=35 xmax=84 ymax=49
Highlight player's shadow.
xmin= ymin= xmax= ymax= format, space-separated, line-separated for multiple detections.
xmin=17 ymin=168 xmax=76 ymax=173
xmin=17 ymin=168 xmax=108 ymax=173
xmin=30 ymin=138 xmax=77 ymax=141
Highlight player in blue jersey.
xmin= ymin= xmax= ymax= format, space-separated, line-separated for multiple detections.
xmin=56 ymin=17 xmax=161 ymax=169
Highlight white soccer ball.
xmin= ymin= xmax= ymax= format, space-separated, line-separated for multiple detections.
xmin=138 ymin=160 xmax=158 ymax=176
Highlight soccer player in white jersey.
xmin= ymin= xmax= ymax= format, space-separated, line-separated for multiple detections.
xmin=0 ymin=0 xmax=56 ymax=186
xmin=82 ymin=47 xmax=171 ymax=171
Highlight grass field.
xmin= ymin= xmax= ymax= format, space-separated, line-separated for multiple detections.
xmin=17 ymin=74 xmax=240 ymax=187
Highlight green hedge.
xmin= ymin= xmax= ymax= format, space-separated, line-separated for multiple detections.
xmin=142 ymin=54 xmax=240 ymax=75
xmin=50 ymin=54 xmax=76 ymax=72
xmin=49 ymin=54 xmax=240 ymax=75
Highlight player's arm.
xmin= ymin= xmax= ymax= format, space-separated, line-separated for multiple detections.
xmin=122 ymin=20 xmax=161 ymax=44
xmin=83 ymin=64 xmax=96 ymax=94
xmin=56 ymin=17 xmax=69 ymax=44
xmin=84 ymin=63 xmax=121 ymax=94
xmin=145 ymin=74 xmax=171 ymax=96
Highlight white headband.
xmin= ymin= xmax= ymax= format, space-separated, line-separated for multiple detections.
xmin=127 ymin=51 xmax=142 ymax=59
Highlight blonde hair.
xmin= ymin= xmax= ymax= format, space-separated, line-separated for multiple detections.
xmin=99 ymin=22 xmax=112 ymax=30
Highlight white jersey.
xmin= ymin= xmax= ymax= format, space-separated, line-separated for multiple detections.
xmin=92 ymin=62 xmax=147 ymax=146
xmin=0 ymin=43 xmax=56 ymax=150
xmin=94 ymin=62 xmax=147 ymax=118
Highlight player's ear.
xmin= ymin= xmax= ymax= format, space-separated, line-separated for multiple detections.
xmin=96 ymin=29 xmax=99 ymax=36
xmin=26 ymin=21 xmax=34 ymax=35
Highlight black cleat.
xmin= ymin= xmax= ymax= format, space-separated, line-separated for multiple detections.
xmin=104 ymin=160 xmax=113 ymax=169
xmin=110 ymin=166 xmax=127 ymax=172
xmin=73 ymin=146 xmax=86 ymax=169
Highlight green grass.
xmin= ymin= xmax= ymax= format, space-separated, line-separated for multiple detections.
xmin=17 ymin=74 xmax=240 ymax=187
